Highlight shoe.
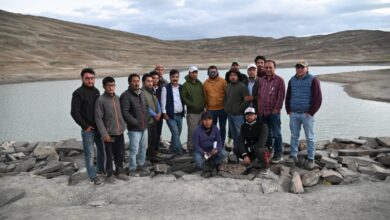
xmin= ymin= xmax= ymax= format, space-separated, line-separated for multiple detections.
xmin=128 ymin=170 xmax=140 ymax=177
xmin=90 ymin=177 xmax=103 ymax=186
xmin=285 ymin=156 xmax=298 ymax=166
xmin=270 ymin=156 xmax=283 ymax=164
xmin=96 ymin=171 xmax=106 ymax=176
xmin=259 ymin=167 xmax=270 ymax=175
xmin=106 ymin=175 xmax=115 ymax=184
xmin=115 ymin=173 xmax=130 ymax=181
xmin=305 ymin=159 xmax=315 ymax=170
xmin=227 ymin=138 xmax=232 ymax=145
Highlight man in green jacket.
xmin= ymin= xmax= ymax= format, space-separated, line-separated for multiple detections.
xmin=181 ymin=66 xmax=205 ymax=153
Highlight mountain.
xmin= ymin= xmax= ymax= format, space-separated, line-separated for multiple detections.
xmin=1 ymin=10 xmax=389 ymax=84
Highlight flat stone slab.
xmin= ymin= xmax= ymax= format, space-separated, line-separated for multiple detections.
xmin=359 ymin=136 xmax=380 ymax=148
xmin=34 ymin=160 xmax=64 ymax=175
xmin=338 ymin=149 xmax=373 ymax=156
xmin=153 ymin=164 xmax=170 ymax=174
xmin=321 ymin=169 xmax=344 ymax=184
xmin=0 ymin=189 xmax=25 ymax=208
xmin=316 ymin=140 xmax=331 ymax=150
xmin=55 ymin=139 xmax=83 ymax=152
xmin=301 ymin=169 xmax=321 ymax=187
xmin=336 ymin=167 xmax=360 ymax=184
xmin=377 ymin=155 xmax=390 ymax=167
xmin=68 ymin=167 xmax=88 ymax=185
xmin=338 ymin=156 xmax=381 ymax=167
xmin=333 ymin=138 xmax=367 ymax=145
xmin=376 ymin=137 xmax=390 ymax=148
xmin=371 ymin=164 xmax=390 ymax=180
xmin=219 ymin=163 xmax=247 ymax=176
xmin=16 ymin=157 xmax=36 ymax=172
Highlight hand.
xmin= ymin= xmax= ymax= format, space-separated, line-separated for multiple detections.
xmin=103 ymin=135 xmax=112 ymax=142
xmin=243 ymin=156 xmax=252 ymax=166
xmin=245 ymin=96 xmax=254 ymax=102
xmin=84 ymin=126 xmax=94 ymax=132
xmin=163 ymin=113 xmax=170 ymax=120
xmin=211 ymin=148 xmax=218 ymax=156
xmin=155 ymin=113 xmax=161 ymax=121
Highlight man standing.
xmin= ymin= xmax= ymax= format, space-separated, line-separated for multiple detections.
xmin=161 ymin=69 xmax=185 ymax=154
xmin=224 ymin=69 xmax=249 ymax=148
xmin=203 ymin=65 xmax=228 ymax=144
xmin=285 ymin=60 xmax=322 ymax=169
xmin=225 ymin=61 xmax=248 ymax=84
xmin=181 ymin=66 xmax=205 ymax=153
xmin=193 ymin=111 xmax=227 ymax=176
xmin=71 ymin=67 xmax=105 ymax=185
xmin=155 ymin=64 xmax=168 ymax=88
xmin=254 ymin=55 xmax=267 ymax=78
xmin=257 ymin=60 xmax=285 ymax=164
xmin=244 ymin=63 xmax=258 ymax=108
xmin=234 ymin=107 xmax=270 ymax=175
xmin=120 ymin=73 xmax=150 ymax=176
xmin=95 ymin=76 xmax=128 ymax=183
xmin=142 ymin=73 xmax=162 ymax=159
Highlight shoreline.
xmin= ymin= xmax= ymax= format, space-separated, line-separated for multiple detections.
xmin=317 ymin=68 xmax=390 ymax=103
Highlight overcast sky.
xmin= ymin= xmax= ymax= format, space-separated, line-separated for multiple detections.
xmin=1 ymin=0 xmax=389 ymax=40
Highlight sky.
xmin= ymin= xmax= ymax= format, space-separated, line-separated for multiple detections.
xmin=1 ymin=0 xmax=389 ymax=40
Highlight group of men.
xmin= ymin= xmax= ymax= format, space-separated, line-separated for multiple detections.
xmin=71 ymin=56 xmax=322 ymax=185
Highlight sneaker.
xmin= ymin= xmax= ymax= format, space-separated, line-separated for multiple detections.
xmin=305 ymin=159 xmax=315 ymax=170
xmin=260 ymin=167 xmax=270 ymax=175
xmin=227 ymin=138 xmax=232 ymax=145
xmin=270 ymin=156 xmax=283 ymax=164
xmin=106 ymin=175 xmax=115 ymax=184
xmin=115 ymin=173 xmax=130 ymax=181
xmin=96 ymin=171 xmax=106 ymax=176
xmin=128 ymin=170 xmax=140 ymax=177
xmin=90 ymin=177 xmax=103 ymax=186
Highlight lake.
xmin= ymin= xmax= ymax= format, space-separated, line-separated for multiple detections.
xmin=1 ymin=65 xmax=390 ymax=143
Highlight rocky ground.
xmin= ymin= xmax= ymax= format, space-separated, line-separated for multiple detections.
xmin=1 ymin=137 xmax=390 ymax=219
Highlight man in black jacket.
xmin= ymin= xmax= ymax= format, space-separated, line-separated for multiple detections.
xmin=234 ymin=107 xmax=270 ymax=175
xmin=71 ymin=67 xmax=105 ymax=185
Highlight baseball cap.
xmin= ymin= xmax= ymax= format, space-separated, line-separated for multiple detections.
xmin=247 ymin=63 xmax=257 ymax=70
xmin=189 ymin=66 xmax=199 ymax=72
xmin=295 ymin=59 xmax=308 ymax=67
xmin=244 ymin=107 xmax=256 ymax=115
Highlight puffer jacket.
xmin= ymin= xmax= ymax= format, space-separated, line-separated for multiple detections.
xmin=120 ymin=87 xmax=150 ymax=131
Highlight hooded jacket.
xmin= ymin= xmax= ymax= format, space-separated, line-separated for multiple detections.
xmin=181 ymin=75 xmax=205 ymax=114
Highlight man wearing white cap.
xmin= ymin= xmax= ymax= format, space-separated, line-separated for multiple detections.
xmin=181 ymin=66 xmax=205 ymax=153
xmin=244 ymin=63 xmax=258 ymax=108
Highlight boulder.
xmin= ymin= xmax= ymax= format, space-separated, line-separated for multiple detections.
xmin=338 ymin=149 xmax=373 ymax=157
xmin=60 ymin=166 xmax=76 ymax=176
xmin=333 ymin=138 xmax=367 ymax=145
xmin=261 ymin=181 xmax=279 ymax=194
xmin=34 ymin=160 xmax=64 ymax=175
xmin=316 ymin=140 xmax=331 ymax=150
xmin=376 ymin=137 xmax=390 ymax=148
xmin=338 ymin=156 xmax=381 ymax=167
xmin=289 ymin=172 xmax=304 ymax=194
xmin=0 ymin=142 xmax=15 ymax=154
xmin=16 ymin=157 xmax=36 ymax=172
xmin=172 ymin=170 xmax=188 ymax=179
xmin=55 ymin=139 xmax=83 ymax=152
xmin=8 ymin=152 xmax=26 ymax=160
xmin=301 ymin=169 xmax=321 ymax=187
xmin=320 ymin=156 xmax=339 ymax=166
xmin=5 ymin=164 xmax=16 ymax=173
xmin=153 ymin=164 xmax=170 ymax=174
xmin=377 ymin=155 xmax=390 ymax=167
xmin=0 ymin=189 xmax=25 ymax=208
xmin=26 ymin=142 xmax=38 ymax=152
xmin=67 ymin=150 xmax=81 ymax=157
xmin=358 ymin=166 xmax=376 ymax=175
xmin=298 ymin=140 xmax=307 ymax=151
xmin=371 ymin=164 xmax=390 ymax=180
xmin=336 ymin=167 xmax=360 ymax=184
xmin=329 ymin=150 xmax=339 ymax=159
xmin=359 ymin=136 xmax=380 ymax=149
xmin=321 ymin=169 xmax=344 ymax=184
xmin=68 ymin=167 xmax=88 ymax=185
xmin=33 ymin=145 xmax=59 ymax=160
xmin=0 ymin=163 xmax=7 ymax=173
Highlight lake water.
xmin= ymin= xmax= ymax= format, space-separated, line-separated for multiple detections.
xmin=1 ymin=65 xmax=390 ymax=143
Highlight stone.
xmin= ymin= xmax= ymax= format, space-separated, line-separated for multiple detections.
xmin=371 ymin=164 xmax=390 ymax=180
xmin=333 ymin=138 xmax=367 ymax=145
xmin=154 ymin=163 xmax=170 ymax=174
xmin=168 ymin=155 xmax=193 ymax=164
xmin=0 ymin=144 xmax=15 ymax=155
xmin=170 ymin=162 xmax=197 ymax=173
xmin=289 ymin=172 xmax=304 ymax=194
xmin=338 ymin=156 xmax=381 ymax=167
xmin=68 ymin=167 xmax=88 ymax=185
xmin=33 ymin=145 xmax=59 ymax=160
xmin=5 ymin=164 xmax=16 ymax=173
xmin=26 ymin=142 xmax=38 ymax=152
xmin=301 ymin=169 xmax=321 ymax=187
xmin=0 ymin=163 xmax=7 ymax=173
xmin=61 ymin=155 xmax=85 ymax=170
xmin=329 ymin=150 xmax=339 ymax=159
xmin=377 ymin=155 xmax=390 ymax=167
xmin=316 ymin=140 xmax=331 ymax=150
xmin=321 ymin=169 xmax=344 ymax=184
xmin=60 ymin=166 xmax=76 ymax=176
xmin=5 ymin=154 xmax=17 ymax=161
xmin=325 ymin=163 xmax=342 ymax=169
xmin=67 ymin=150 xmax=81 ymax=157
xmin=358 ymin=166 xmax=376 ymax=175
xmin=8 ymin=152 xmax=26 ymax=160
xmin=218 ymin=171 xmax=256 ymax=180
xmin=16 ymin=157 xmax=36 ymax=172
xmin=325 ymin=142 xmax=343 ymax=150
xmin=359 ymin=136 xmax=380 ymax=148
xmin=88 ymin=200 xmax=111 ymax=208
xmin=218 ymin=163 xmax=247 ymax=176
xmin=55 ymin=138 xmax=83 ymax=152
xmin=336 ymin=167 xmax=360 ymax=184
xmin=376 ymin=137 xmax=390 ymax=148
xmin=0 ymin=189 xmax=25 ymax=208
xmin=261 ymin=181 xmax=279 ymax=194
xmin=43 ymin=171 xmax=63 ymax=179
xmin=34 ymin=160 xmax=64 ymax=175
xmin=338 ymin=149 xmax=373 ymax=157
xmin=172 ymin=170 xmax=188 ymax=179
xmin=298 ymin=140 xmax=307 ymax=151
xmin=228 ymin=153 xmax=238 ymax=163
xmin=320 ymin=156 xmax=339 ymax=166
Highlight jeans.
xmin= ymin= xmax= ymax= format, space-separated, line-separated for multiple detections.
xmin=289 ymin=112 xmax=316 ymax=160
xmin=262 ymin=113 xmax=283 ymax=157
xmin=186 ymin=113 xmax=201 ymax=151
xmin=128 ymin=130 xmax=148 ymax=171
xmin=104 ymin=134 xmax=125 ymax=176
xmin=81 ymin=129 xmax=105 ymax=180
xmin=209 ymin=109 xmax=227 ymax=143
xmin=166 ymin=115 xmax=183 ymax=152
xmin=194 ymin=149 xmax=227 ymax=170
xmin=227 ymin=114 xmax=244 ymax=148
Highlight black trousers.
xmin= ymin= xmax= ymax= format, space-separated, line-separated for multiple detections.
xmin=233 ymin=145 xmax=270 ymax=168
xmin=147 ymin=122 xmax=159 ymax=158
xmin=104 ymin=134 xmax=125 ymax=176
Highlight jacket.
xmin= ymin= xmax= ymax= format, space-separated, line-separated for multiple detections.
xmin=236 ymin=118 xmax=268 ymax=158
xmin=143 ymin=86 xmax=161 ymax=124
xmin=71 ymin=84 xmax=100 ymax=130
xmin=224 ymin=81 xmax=249 ymax=115
xmin=181 ymin=75 xmax=205 ymax=114
xmin=95 ymin=92 xmax=126 ymax=137
xmin=120 ymin=87 xmax=150 ymax=131
xmin=192 ymin=124 xmax=223 ymax=155
xmin=203 ymin=76 xmax=227 ymax=111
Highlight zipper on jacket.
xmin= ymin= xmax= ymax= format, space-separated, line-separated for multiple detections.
xmin=112 ymin=96 xmax=120 ymax=134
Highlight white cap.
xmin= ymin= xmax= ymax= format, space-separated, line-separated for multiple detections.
xmin=189 ymin=66 xmax=199 ymax=72
xmin=247 ymin=63 xmax=257 ymax=70
xmin=244 ymin=107 xmax=256 ymax=115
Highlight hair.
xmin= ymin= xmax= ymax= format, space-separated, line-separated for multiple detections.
xmin=265 ymin=59 xmax=276 ymax=68
xmin=128 ymin=73 xmax=140 ymax=82
xmin=227 ymin=69 xmax=242 ymax=81
xmin=207 ymin=65 xmax=218 ymax=72
xmin=254 ymin=55 xmax=266 ymax=63
xmin=149 ymin=70 xmax=159 ymax=77
xmin=169 ymin=69 xmax=180 ymax=76
xmin=142 ymin=73 xmax=152 ymax=82
xmin=80 ymin=67 xmax=95 ymax=77
xmin=102 ymin=76 xmax=115 ymax=86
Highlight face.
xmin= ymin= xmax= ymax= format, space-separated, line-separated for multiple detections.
xmin=103 ymin=82 xmax=116 ymax=94
xmin=202 ymin=118 xmax=213 ymax=128
xmin=152 ymin=74 xmax=159 ymax=86
xmin=189 ymin=71 xmax=198 ymax=81
xmin=82 ymin=72 xmax=95 ymax=87
xmin=170 ymin=73 xmax=180 ymax=85
xmin=264 ymin=62 xmax=275 ymax=77
xmin=208 ymin=68 xmax=218 ymax=79
xmin=231 ymin=64 xmax=240 ymax=71
xmin=155 ymin=65 xmax=164 ymax=77
xmin=130 ymin=76 xmax=140 ymax=89
xmin=144 ymin=76 xmax=153 ymax=89
xmin=256 ymin=59 xmax=265 ymax=69
xmin=295 ymin=65 xmax=308 ymax=77
xmin=229 ymin=72 xmax=238 ymax=83
xmin=247 ymin=67 xmax=257 ymax=78
xmin=245 ymin=113 xmax=257 ymax=123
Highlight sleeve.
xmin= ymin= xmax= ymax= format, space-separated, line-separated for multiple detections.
xmin=148 ymin=107 xmax=157 ymax=117
xmin=156 ymin=100 xmax=162 ymax=114
xmin=120 ymin=92 xmax=138 ymax=126
xmin=236 ymin=126 xmax=249 ymax=158
xmin=70 ymin=91 xmax=89 ymax=130
xmin=180 ymin=84 xmax=193 ymax=108
xmin=215 ymin=126 xmax=223 ymax=152
xmin=239 ymin=85 xmax=250 ymax=112
xmin=252 ymin=79 xmax=259 ymax=111
xmin=308 ymin=77 xmax=322 ymax=116
xmin=275 ymin=78 xmax=286 ymax=111
xmin=161 ymin=87 xmax=167 ymax=113
xmin=193 ymin=127 xmax=205 ymax=155
xmin=285 ymin=80 xmax=292 ymax=114
xmin=94 ymin=98 xmax=109 ymax=138
xmin=253 ymin=121 xmax=268 ymax=150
